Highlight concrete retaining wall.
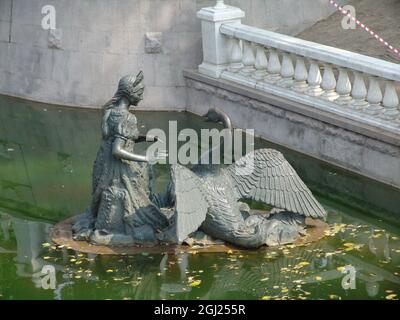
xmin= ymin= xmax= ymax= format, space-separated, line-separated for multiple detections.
xmin=0 ymin=0 xmax=339 ymax=109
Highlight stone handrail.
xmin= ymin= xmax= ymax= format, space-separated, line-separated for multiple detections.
xmin=220 ymin=24 xmax=400 ymax=82
xmin=197 ymin=3 xmax=400 ymax=130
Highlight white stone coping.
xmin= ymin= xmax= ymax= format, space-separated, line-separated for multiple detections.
xmin=220 ymin=24 xmax=400 ymax=82
xmin=197 ymin=5 xmax=245 ymax=22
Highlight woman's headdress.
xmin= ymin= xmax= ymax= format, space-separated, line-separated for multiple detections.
xmin=117 ymin=71 xmax=144 ymax=98
xmin=103 ymin=71 xmax=144 ymax=110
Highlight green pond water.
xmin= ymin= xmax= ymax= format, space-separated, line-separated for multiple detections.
xmin=0 ymin=95 xmax=399 ymax=300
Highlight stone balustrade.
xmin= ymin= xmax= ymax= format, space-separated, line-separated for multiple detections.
xmin=197 ymin=3 xmax=400 ymax=132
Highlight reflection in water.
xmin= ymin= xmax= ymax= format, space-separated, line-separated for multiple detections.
xmin=0 ymin=212 xmax=53 ymax=290
xmin=0 ymin=95 xmax=399 ymax=300
xmin=1 ymin=211 xmax=399 ymax=300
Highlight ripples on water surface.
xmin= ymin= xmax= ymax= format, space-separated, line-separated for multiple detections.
xmin=0 ymin=95 xmax=399 ymax=300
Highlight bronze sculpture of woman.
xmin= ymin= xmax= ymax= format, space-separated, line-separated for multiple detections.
xmin=72 ymin=71 xmax=168 ymax=245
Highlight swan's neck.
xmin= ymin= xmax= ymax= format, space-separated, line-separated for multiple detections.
xmin=219 ymin=114 xmax=232 ymax=130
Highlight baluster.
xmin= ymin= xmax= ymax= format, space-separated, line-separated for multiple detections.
xmin=292 ymin=56 xmax=308 ymax=92
xmin=252 ymin=44 xmax=268 ymax=80
xmin=264 ymin=48 xmax=281 ymax=83
xmin=277 ymin=52 xmax=294 ymax=88
xmin=306 ymin=60 xmax=324 ymax=96
xmin=364 ymin=77 xmax=384 ymax=115
xmin=380 ymin=81 xmax=399 ymax=120
xmin=239 ymin=40 xmax=255 ymax=76
xmin=320 ymin=64 xmax=339 ymax=101
xmin=335 ymin=68 xmax=352 ymax=105
xmin=228 ymin=37 xmax=243 ymax=73
xmin=350 ymin=71 xmax=368 ymax=109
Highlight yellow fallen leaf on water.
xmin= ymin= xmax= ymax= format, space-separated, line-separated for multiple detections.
xmin=337 ymin=266 xmax=345 ymax=272
xmin=386 ymin=294 xmax=397 ymax=300
xmin=112 ymin=277 xmax=124 ymax=281
xmin=325 ymin=224 xmax=346 ymax=236
xmin=281 ymin=288 xmax=289 ymax=293
xmin=315 ymin=276 xmax=322 ymax=281
xmin=189 ymin=280 xmax=202 ymax=287
xmin=298 ymin=261 xmax=310 ymax=267
xmin=260 ymin=277 xmax=269 ymax=282
xmin=70 ymin=258 xmax=77 ymax=262
xmin=343 ymin=243 xmax=354 ymax=247
xmin=106 ymin=269 xmax=114 ymax=273
xmin=43 ymin=256 xmax=50 ymax=260
xmin=261 ymin=296 xmax=272 ymax=300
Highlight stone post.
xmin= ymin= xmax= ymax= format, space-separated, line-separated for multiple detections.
xmin=197 ymin=1 xmax=245 ymax=78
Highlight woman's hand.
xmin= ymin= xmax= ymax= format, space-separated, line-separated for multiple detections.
xmin=148 ymin=135 xmax=164 ymax=143
xmin=146 ymin=149 xmax=168 ymax=164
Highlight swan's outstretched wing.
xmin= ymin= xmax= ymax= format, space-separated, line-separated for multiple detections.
xmin=170 ymin=164 xmax=209 ymax=243
xmin=226 ymin=149 xmax=327 ymax=219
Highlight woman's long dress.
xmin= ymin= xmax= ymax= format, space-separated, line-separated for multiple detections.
xmin=89 ymin=107 xmax=167 ymax=240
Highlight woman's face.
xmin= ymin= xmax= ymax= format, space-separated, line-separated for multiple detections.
xmin=129 ymin=83 xmax=144 ymax=105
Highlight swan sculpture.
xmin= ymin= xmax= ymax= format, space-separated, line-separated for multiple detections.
xmin=161 ymin=108 xmax=327 ymax=248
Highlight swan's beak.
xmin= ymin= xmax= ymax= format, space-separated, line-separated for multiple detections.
xmin=202 ymin=111 xmax=209 ymax=118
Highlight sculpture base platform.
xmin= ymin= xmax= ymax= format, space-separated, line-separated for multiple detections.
xmin=50 ymin=214 xmax=329 ymax=255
